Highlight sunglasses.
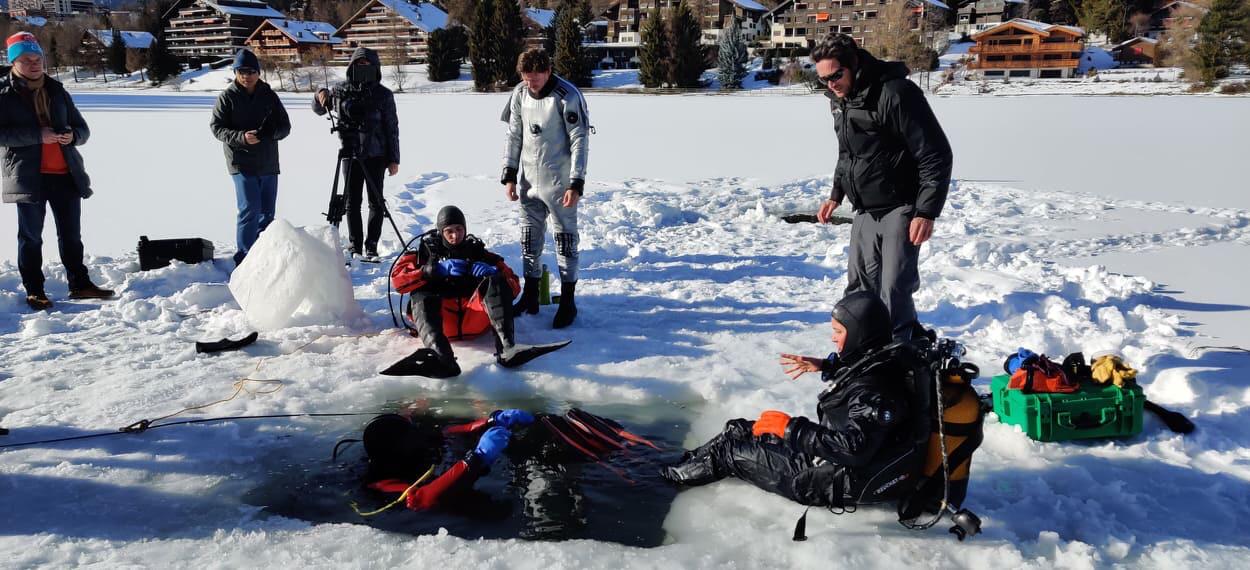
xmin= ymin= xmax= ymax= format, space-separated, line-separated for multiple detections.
xmin=819 ymin=68 xmax=847 ymax=84
xmin=237 ymin=68 xmax=259 ymax=76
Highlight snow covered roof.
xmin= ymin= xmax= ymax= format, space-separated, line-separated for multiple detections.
xmin=260 ymin=19 xmax=343 ymax=45
xmin=729 ymin=0 xmax=768 ymax=12
xmin=205 ymin=0 xmax=283 ymax=18
xmin=921 ymin=0 xmax=951 ymax=9
xmin=973 ymin=18 xmax=1084 ymax=40
xmin=1110 ymin=36 xmax=1158 ymax=50
xmin=88 ymin=30 xmax=157 ymax=50
xmin=15 ymin=15 xmax=48 ymax=27
xmin=372 ymin=0 xmax=449 ymax=33
xmin=1154 ymin=1 xmax=1209 ymax=15
xmin=526 ymin=7 xmax=555 ymax=28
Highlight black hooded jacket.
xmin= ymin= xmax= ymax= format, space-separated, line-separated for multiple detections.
xmin=783 ymin=293 xmax=915 ymax=495
xmin=312 ymin=47 xmax=400 ymax=165
xmin=828 ymin=49 xmax=952 ymax=220
xmin=210 ymin=79 xmax=291 ymax=176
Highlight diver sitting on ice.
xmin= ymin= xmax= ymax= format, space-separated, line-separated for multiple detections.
xmin=383 ymin=206 xmax=569 ymax=378
xmin=661 ymin=292 xmax=984 ymax=539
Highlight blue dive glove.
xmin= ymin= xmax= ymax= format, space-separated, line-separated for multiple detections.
xmin=437 ymin=258 xmax=469 ymax=277
xmin=471 ymin=261 xmax=499 ymax=277
xmin=490 ymin=409 xmax=535 ymax=429
xmin=1005 ymin=348 xmax=1038 ymax=374
xmin=473 ymin=426 xmax=512 ymax=465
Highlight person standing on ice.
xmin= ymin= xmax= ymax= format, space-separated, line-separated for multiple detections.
xmin=500 ymin=48 xmax=590 ymax=329
xmin=1 ymin=32 xmax=114 ymax=311
xmin=210 ymin=48 xmax=291 ymax=266
xmin=313 ymin=47 xmax=400 ymax=263
xmin=813 ymin=33 xmax=952 ymax=341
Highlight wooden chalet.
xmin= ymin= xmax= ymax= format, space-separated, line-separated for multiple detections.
xmin=245 ymin=19 xmax=341 ymax=64
xmin=161 ymin=0 xmax=283 ymax=65
xmin=1109 ymin=36 xmax=1157 ymax=66
xmin=332 ymin=0 xmax=448 ymax=65
xmin=969 ymin=18 xmax=1085 ymax=79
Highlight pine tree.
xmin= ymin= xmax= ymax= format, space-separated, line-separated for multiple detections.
xmin=147 ymin=32 xmax=181 ymax=84
xmin=427 ymin=27 xmax=464 ymax=82
xmin=716 ymin=18 xmax=747 ymax=90
xmin=668 ymin=0 xmax=705 ymax=88
xmin=554 ymin=0 xmax=592 ymax=87
xmin=638 ymin=8 xmax=669 ymax=88
xmin=108 ymin=29 xmax=128 ymax=75
xmin=1194 ymin=0 xmax=1250 ymax=85
xmin=1027 ymin=0 xmax=1052 ymax=23
xmin=1050 ymin=0 xmax=1079 ymax=25
xmin=1077 ymin=0 xmax=1127 ymax=43
xmin=492 ymin=0 xmax=526 ymax=89
xmin=469 ymin=0 xmax=496 ymax=91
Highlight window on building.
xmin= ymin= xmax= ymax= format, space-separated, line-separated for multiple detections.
xmin=984 ymin=70 xmax=1004 ymax=76
xmin=1009 ymin=69 xmax=1031 ymax=77
xmin=1039 ymin=69 xmax=1063 ymax=78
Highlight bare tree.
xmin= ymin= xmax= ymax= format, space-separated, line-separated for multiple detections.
xmin=305 ymin=44 xmax=335 ymax=87
xmin=127 ymin=49 xmax=147 ymax=82
xmin=1158 ymin=2 xmax=1207 ymax=72
xmin=384 ymin=14 xmax=412 ymax=92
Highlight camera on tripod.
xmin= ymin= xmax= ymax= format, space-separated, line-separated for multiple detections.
xmin=327 ymin=83 xmax=372 ymax=141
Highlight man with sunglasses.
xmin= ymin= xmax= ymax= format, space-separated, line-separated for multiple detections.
xmin=211 ymin=48 xmax=291 ymax=266
xmin=813 ymin=34 xmax=952 ymax=341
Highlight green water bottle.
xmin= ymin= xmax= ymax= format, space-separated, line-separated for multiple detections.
xmin=539 ymin=264 xmax=552 ymax=305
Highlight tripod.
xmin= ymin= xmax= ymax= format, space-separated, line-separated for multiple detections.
xmin=323 ymin=113 xmax=408 ymax=257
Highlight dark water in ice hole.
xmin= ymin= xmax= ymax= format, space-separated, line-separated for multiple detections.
xmin=242 ymin=396 xmax=692 ymax=547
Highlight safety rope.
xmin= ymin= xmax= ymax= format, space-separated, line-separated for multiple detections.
xmin=350 ymin=464 xmax=437 ymax=517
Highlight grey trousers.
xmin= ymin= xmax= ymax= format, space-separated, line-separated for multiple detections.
xmin=520 ymin=184 xmax=579 ymax=282
xmin=845 ymin=205 xmax=921 ymax=341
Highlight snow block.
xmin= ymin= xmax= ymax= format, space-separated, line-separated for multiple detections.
xmin=228 ymin=220 xmax=365 ymax=331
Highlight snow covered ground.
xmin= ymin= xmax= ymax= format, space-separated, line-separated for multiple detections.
xmin=1 ymin=91 xmax=1249 ymax=568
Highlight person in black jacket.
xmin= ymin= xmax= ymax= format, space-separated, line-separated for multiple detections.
xmin=313 ymin=47 xmax=400 ymax=261
xmin=662 ymin=292 xmax=917 ymax=510
xmin=2 ymin=32 xmax=113 ymax=310
xmin=813 ymin=34 xmax=953 ymax=341
xmin=210 ymin=49 xmax=291 ymax=265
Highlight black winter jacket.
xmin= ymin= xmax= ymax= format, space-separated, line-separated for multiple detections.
xmin=311 ymin=48 xmax=400 ymax=165
xmin=210 ymin=80 xmax=291 ymax=176
xmin=0 ymin=68 xmax=92 ymax=203
xmin=828 ymin=50 xmax=952 ymax=219
xmin=409 ymin=229 xmax=519 ymax=298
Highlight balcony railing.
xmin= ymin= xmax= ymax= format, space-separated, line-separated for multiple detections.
xmin=971 ymin=58 xmax=1080 ymax=69
xmin=969 ymin=42 xmax=1083 ymax=54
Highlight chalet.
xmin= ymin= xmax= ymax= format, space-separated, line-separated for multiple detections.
xmin=161 ymin=0 xmax=283 ymax=65
xmin=245 ymin=19 xmax=341 ymax=64
xmin=1146 ymin=1 xmax=1208 ymax=40
xmin=1109 ymin=36 xmax=1157 ymax=66
xmin=9 ymin=0 xmax=97 ymax=19
xmin=598 ymin=1 xmax=769 ymax=45
xmin=954 ymin=0 xmax=1025 ymax=36
xmin=762 ymin=0 xmax=949 ymax=50
xmin=82 ymin=29 xmax=156 ymax=55
xmin=332 ymin=0 xmax=448 ymax=64
xmin=968 ymin=18 xmax=1085 ymax=79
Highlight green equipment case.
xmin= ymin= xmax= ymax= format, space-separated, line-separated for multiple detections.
xmin=990 ymin=374 xmax=1144 ymax=442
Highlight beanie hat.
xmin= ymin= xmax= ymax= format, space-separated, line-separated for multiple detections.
xmin=232 ymin=48 xmax=260 ymax=71
xmin=436 ymin=206 xmax=466 ymax=232
xmin=6 ymin=32 xmax=43 ymax=64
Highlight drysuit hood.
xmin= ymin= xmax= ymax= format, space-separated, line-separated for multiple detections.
xmin=832 ymin=291 xmax=892 ymax=361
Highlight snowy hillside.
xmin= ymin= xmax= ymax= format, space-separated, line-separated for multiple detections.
xmin=1 ymin=92 xmax=1249 ymax=568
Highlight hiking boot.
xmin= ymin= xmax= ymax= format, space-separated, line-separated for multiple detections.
xmin=552 ymin=281 xmax=577 ymax=329
xmin=26 ymin=293 xmax=53 ymax=311
xmin=68 ymin=284 xmax=115 ymax=300
xmin=513 ymin=278 xmax=540 ymax=316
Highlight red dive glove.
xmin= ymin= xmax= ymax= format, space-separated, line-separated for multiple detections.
xmin=752 ymin=410 xmax=791 ymax=438
xmin=442 ymin=418 xmax=490 ymax=436
xmin=405 ymin=460 xmax=471 ymax=511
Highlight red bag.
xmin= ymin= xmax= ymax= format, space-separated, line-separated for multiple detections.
xmin=391 ymin=252 xmax=425 ymax=294
xmin=1007 ymin=355 xmax=1079 ymax=393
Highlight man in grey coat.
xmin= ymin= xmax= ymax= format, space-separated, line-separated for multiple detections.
xmin=501 ymin=48 xmax=590 ymax=329
xmin=210 ymin=48 xmax=291 ymax=265
xmin=813 ymin=34 xmax=952 ymax=341
xmin=2 ymin=32 xmax=113 ymax=310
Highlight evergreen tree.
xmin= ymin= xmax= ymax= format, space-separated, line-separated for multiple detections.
xmin=469 ymin=0 xmax=497 ymax=91
xmin=427 ymin=27 xmax=465 ymax=82
xmin=1050 ymin=0 xmax=1079 ymax=25
xmin=638 ymin=8 xmax=669 ymax=87
xmin=1078 ymin=0 xmax=1128 ymax=43
xmin=668 ymin=0 xmax=705 ymax=88
xmin=554 ymin=0 xmax=592 ymax=87
xmin=716 ymin=18 xmax=747 ymax=90
xmin=147 ymin=32 xmax=181 ymax=84
xmin=1028 ymin=0 xmax=1052 ymax=22
xmin=492 ymin=0 xmax=526 ymax=89
xmin=108 ymin=29 xmax=129 ymax=75
xmin=1194 ymin=0 xmax=1250 ymax=84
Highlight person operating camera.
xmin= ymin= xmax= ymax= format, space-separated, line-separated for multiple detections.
xmin=313 ymin=47 xmax=400 ymax=262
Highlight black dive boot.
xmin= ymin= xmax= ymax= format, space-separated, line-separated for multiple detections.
xmin=552 ymin=281 xmax=577 ymax=329
xmin=660 ymin=420 xmax=749 ymax=486
xmin=513 ymin=278 xmax=540 ymax=316
xmin=382 ymin=294 xmax=460 ymax=377
xmin=485 ymin=275 xmax=571 ymax=368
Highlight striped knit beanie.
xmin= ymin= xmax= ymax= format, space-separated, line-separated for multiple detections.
xmin=7 ymin=32 xmax=44 ymax=63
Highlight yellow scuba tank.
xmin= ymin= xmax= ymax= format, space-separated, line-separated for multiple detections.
xmin=921 ymin=366 xmax=984 ymax=510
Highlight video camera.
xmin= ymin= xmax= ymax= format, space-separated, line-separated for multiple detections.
xmin=326 ymin=83 xmax=373 ymax=144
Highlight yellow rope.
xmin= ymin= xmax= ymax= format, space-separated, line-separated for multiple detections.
xmin=350 ymin=464 xmax=438 ymax=517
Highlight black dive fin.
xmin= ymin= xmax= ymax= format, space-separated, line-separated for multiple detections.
xmin=496 ymin=340 xmax=571 ymax=369
xmin=1145 ymin=400 xmax=1195 ymax=434
xmin=196 ymin=331 xmax=259 ymax=354
xmin=380 ymin=348 xmax=461 ymax=378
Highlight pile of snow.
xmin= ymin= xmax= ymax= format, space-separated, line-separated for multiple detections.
xmin=228 ymin=221 xmax=365 ymax=331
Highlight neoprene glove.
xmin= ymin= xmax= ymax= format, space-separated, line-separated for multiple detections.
xmin=473 ymin=426 xmax=511 ymax=465
xmin=752 ymin=410 xmax=791 ymax=438
xmin=490 ymin=409 xmax=535 ymax=429
xmin=438 ymin=259 xmax=469 ymax=277
xmin=1005 ymin=348 xmax=1038 ymax=374
xmin=471 ymin=261 xmax=499 ymax=277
